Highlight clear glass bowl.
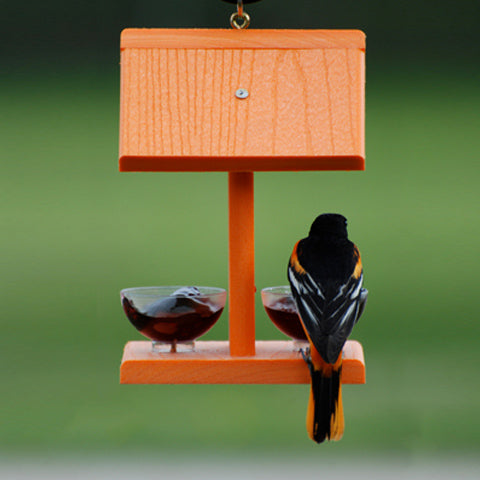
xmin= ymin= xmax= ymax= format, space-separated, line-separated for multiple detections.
xmin=261 ymin=286 xmax=308 ymax=344
xmin=121 ymin=286 xmax=227 ymax=353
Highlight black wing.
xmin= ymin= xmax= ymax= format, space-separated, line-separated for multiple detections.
xmin=288 ymin=262 xmax=367 ymax=364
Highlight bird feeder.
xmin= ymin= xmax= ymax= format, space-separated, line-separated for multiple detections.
xmin=119 ymin=28 xmax=366 ymax=385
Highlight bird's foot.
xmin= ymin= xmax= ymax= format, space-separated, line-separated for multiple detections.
xmin=299 ymin=347 xmax=314 ymax=374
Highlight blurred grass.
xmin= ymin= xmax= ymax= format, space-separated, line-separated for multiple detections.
xmin=1 ymin=65 xmax=479 ymax=457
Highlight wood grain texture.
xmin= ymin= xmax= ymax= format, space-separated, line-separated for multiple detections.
xmin=119 ymin=29 xmax=365 ymax=171
xmin=120 ymin=340 xmax=366 ymax=385
xmin=121 ymin=28 xmax=366 ymax=50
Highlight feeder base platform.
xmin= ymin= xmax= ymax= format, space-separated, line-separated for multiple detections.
xmin=120 ymin=340 xmax=365 ymax=384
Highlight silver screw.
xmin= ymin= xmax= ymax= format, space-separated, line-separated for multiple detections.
xmin=235 ymin=88 xmax=249 ymax=99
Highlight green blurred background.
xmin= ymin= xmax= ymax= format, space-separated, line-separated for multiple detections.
xmin=2 ymin=0 xmax=479 ymax=465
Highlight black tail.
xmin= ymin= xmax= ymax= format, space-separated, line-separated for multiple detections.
xmin=307 ymin=364 xmax=344 ymax=443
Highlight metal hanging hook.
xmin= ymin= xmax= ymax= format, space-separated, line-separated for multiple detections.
xmin=230 ymin=0 xmax=251 ymax=29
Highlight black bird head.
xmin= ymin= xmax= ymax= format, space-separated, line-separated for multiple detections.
xmin=309 ymin=213 xmax=348 ymax=238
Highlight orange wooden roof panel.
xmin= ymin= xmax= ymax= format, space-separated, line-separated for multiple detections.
xmin=119 ymin=28 xmax=365 ymax=172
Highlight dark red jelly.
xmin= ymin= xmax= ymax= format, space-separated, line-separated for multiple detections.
xmin=122 ymin=295 xmax=223 ymax=344
xmin=264 ymin=296 xmax=308 ymax=341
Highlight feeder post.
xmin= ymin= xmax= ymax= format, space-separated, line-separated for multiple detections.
xmin=228 ymin=172 xmax=256 ymax=356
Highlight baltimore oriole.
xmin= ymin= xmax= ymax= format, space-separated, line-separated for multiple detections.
xmin=288 ymin=214 xmax=367 ymax=443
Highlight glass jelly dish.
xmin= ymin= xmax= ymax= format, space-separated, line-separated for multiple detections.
xmin=121 ymin=286 xmax=226 ymax=353
xmin=261 ymin=286 xmax=308 ymax=348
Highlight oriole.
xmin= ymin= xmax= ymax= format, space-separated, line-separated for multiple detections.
xmin=288 ymin=214 xmax=367 ymax=443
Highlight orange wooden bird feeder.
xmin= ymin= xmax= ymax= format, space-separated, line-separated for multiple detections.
xmin=119 ymin=28 xmax=366 ymax=385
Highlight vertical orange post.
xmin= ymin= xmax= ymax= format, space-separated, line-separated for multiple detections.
xmin=228 ymin=172 xmax=256 ymax=356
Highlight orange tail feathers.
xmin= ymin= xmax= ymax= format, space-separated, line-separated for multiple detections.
xmin=305 ymin=347 xmax=344 ymax=443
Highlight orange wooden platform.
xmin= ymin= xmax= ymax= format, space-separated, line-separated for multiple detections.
xmin=120 ymin=340 xmax=365 ymax=384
